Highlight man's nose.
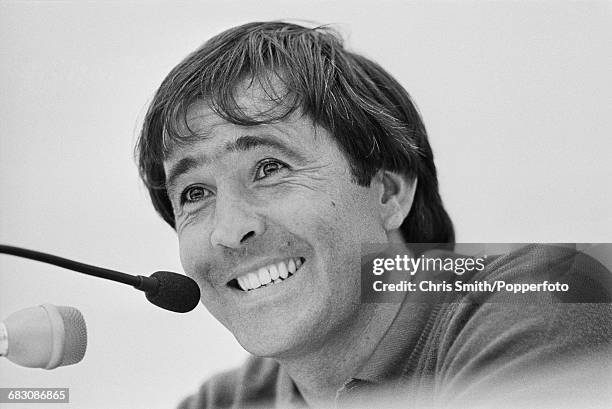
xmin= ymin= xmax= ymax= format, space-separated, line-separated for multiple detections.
xmin=209 ymin=193 xmax=265 ymax=249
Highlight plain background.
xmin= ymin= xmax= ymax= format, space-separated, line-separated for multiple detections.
xmin=1 ymin=1 xmax=611 ymax=408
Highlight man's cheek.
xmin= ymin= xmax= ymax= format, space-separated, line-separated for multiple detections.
xmin=178 ymin=233 xmax=207 ymax=280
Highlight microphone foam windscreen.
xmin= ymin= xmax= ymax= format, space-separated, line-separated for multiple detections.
xmin=146 ymin=271 xmax=201 ymax=313
xmin=56 ymin=306 xmax=87 ymax=366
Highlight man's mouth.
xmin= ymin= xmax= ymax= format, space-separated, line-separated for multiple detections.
xmin=228 ymin=257 xmax=306 ymax=292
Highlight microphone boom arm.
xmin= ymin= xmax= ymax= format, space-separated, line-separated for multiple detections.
xmin=0 ymin=244 xmax=156 ymax=292
xmin=0 ymin=244 xmax=200 ymax=313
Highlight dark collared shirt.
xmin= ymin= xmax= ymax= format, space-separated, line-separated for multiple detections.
xmin=178 ymin=245 xmax=612 ymax=408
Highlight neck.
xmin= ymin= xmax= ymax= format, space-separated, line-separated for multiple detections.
xmin=277 ymin=302 xmax=401 ymax=408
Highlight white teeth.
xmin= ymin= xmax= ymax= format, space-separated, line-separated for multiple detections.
xmin=258 ymin=267 xmax=272 ymax=285
xmin=247 ymin=272 xmax=261 ymax=289
xmin=287 ymin=258 xmax=296 ymax=275
xmin=279 ymin=262 xmax=289 ymax=278
xmin=238 ymin=276 xmax=249 ymax=291
xmin=235 ymin=258 xmax=304 ymax=291
xmin=277 ymin=261 xmax=288 ymax=279
xmin=268 ymin=264 xmax=279 ymax=281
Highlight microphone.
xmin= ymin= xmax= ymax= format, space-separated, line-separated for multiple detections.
xmin=0 ymin=304 xmax=87 ymax=369
xmin=0 ymin=245 xmax=200 ymax=313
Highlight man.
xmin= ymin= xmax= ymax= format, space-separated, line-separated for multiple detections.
xmin=135 ymin=22 xmax=611 ymax=408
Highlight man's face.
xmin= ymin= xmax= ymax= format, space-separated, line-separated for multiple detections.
xmin=163 ymin=92 xmax=389 ymax=358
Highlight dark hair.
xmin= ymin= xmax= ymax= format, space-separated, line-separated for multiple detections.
xmin=135 ymin=21 xmax=454 ymax=245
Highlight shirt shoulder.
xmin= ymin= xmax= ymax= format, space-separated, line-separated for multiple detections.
xmin=429 ymin=245 xmax=612 ymax=406
xmin=475 ymin=244 xmax=612 ymax=303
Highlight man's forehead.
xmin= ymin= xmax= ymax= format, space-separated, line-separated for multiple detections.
xmin=162 ymin=103 xmax=329 ymax=182
xmin=169 ymin=96 xmax=318 ymax=149
xmin=183 ymin=101 xmax=224 ymax=137
xmin=184 ymin=75 xmax=292 ymax=127
xmin=170 ymin=112 xmax=305 ymax=157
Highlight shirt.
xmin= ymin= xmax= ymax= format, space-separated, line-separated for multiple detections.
xmin=178 ymin=244 xmax=612 ymax=409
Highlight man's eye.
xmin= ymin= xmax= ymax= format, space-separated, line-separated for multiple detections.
xmin=254 ymin=159 xmax=288 ymax=181
xmin=180 ymin=185 xmax=211 ymax=204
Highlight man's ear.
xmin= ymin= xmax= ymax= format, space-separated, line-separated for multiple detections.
xmin=377 ymin=170 xmax=418 ymax=232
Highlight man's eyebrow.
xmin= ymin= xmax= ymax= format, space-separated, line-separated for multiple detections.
xmin=165 ymin=156 xmax=201 ymax=193
xmin=227 ymin=135 xmax=305 ymax=161
xmin=165 ymin=134 xmax=305 ymax=192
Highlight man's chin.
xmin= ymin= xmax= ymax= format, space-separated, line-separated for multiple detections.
xmin=231 ymin=321 xmax=322 ymax=359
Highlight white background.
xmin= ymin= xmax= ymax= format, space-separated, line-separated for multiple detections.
xmin=1 ymin=1 xmax=611 ymax=408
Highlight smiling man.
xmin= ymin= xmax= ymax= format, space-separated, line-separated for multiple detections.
xmin=165 ymin=95 xmax=410 ymax=366
xmin=136 ymin=22 xmax=611 ymax=409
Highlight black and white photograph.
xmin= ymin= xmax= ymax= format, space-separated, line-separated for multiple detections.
xmin=1 ymin=1 xmax=611 ymax=408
